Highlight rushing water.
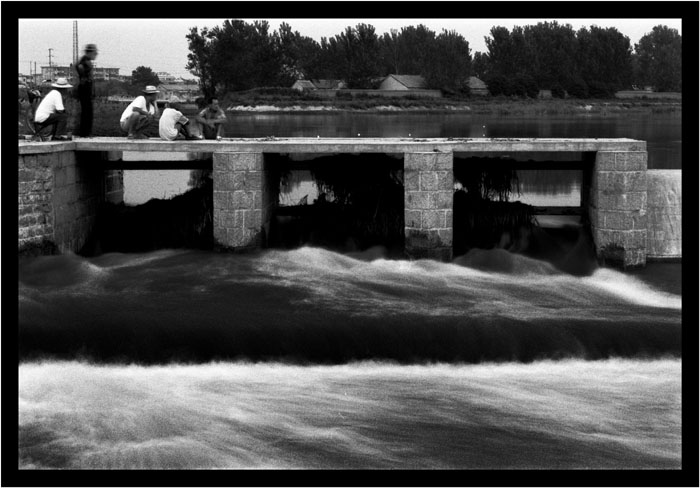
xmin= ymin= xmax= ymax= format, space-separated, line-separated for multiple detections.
xmin=18 ymin=248 xmax=682 ymax=469
xmin=19 ymin=109 xmax=683 ymax=469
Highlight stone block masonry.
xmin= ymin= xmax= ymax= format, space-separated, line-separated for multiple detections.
xmin=18 ymin=150 xmax=124 ymax=254
xmin=19 ymin=139 xmax=676 ymax=265
xmin=213 ymin=152 xmax=275 ymax=250
xmin=589 ymin=151 xmax=648 ymax=267
xmin=646 ymin=170 xmax=681 ymax=259
xmin=404 ymin=152 xmax=454 ymax=261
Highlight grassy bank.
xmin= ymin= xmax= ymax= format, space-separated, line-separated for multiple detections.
xmin=221 ymin=88 xmax=682 ymax=115
xmin=223 ymin=96 xmax=682 ymax=115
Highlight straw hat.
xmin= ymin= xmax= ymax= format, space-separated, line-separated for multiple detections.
xmin=142 ymin=85 xmax=160 ymax=94
xmin=51 ymin=77 xmax=72 ymax=88
xmin=85 ymin=43 xmax=98 ymax=53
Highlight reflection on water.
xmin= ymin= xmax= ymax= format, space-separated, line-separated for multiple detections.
xmin=17 ymin=248 xmax=682 ymax=469
xmin=223 ymin=112 xmax=681 ymax=169
xmin=123 ymin=112 xmax=680 ymax=205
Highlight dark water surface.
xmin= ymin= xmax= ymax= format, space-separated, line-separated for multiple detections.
xmin=222 ymin=112 xmax=682 ymax=169
xmin=18 ymin=248 xmax=682 ymax=469
xmin=123 ymin=111 xmax=680 ymax=206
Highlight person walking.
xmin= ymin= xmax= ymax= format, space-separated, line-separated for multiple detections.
xmin=120 ymin=86 xmax=160 ymax=139
xmin=33 ymin=78 xmax=73 ymax=140
xmin=75 ymin=43 xmax=98 ymax=137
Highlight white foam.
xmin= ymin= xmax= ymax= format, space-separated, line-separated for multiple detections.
xmin=583 ymin=268 xmax=682 ymax=310
xmin=19 ymin=359 xmax=681 ymax=469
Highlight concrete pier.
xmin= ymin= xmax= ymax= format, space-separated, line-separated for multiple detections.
xmin=646 ymin=170 xmax=682 ymax=260
xmin=17 ymin=137 xmax=681 ymax=265
xmin=404 ymin=152 xmax=454 ymax=260
xmin=589 ymin=151 xmax=648 ymax=267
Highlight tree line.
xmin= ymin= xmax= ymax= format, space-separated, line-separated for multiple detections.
xmin=184 ymin=20 xmax=682 ymax=98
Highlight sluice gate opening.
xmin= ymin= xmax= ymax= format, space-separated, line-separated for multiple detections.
xmin=452 ymin=152 xmax=598 ymax=274
xmin=265 ymin=153 xmax=405 ymax=255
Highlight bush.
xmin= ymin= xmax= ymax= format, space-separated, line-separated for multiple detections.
xmin=485 ymin=74 xmax=515 ymax=97
xmin=587 ymin=81 xmax=616 ymax=99
xmin=511 ymin=75 xmax=539 ymax=98
xmin=566 ymin=79 xmax=589 ymax=99
xmin=551 ymin=84 xmax=566 ymax=98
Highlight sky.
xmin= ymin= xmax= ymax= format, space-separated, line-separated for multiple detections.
xmin=18 ymin=17 xmax=683 ymax=80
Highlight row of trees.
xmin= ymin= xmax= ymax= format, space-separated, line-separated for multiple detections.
xmin=185 ymin=20 xmax=473 ymax=96
xmin=185 ymin=20 xmax=682 ymax=99
xmin=474 ymin=22 xmax=682 ymax=98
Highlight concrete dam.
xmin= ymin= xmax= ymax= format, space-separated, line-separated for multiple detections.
xmin=17 ymin=137 xmax=682 ymax=267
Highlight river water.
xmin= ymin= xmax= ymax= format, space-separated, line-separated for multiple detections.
xmin=123 ymin=111 xmax=681 ymax=205
xmin=19 ymin=111 xmax=683 ymax=470
xmin=19 ymin=247 xmax=682 ymax=469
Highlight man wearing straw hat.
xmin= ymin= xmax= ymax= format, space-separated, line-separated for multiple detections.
xmin=33 ymin=77 xmax=73 ymax=141
xmin=120 ymin=85 xmax=160 ymax=139
xmin=75 ymin=43 xmax=98 ymax=137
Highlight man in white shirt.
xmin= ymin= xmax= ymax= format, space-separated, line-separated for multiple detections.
xmin=158 ymin=99 xmax=200 ymax=141
xmin=120 ymin=85 xmax=160 ymax=139
xmin=33 ymin=78 xmax=72 ymax=141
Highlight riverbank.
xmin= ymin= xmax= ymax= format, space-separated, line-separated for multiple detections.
xmin=17 ymin=97 xmax=681 ymax=138
xmin=221 ymin=96 xmax=682 ymax=115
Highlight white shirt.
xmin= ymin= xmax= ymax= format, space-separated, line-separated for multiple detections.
xmin=159 ymin=108 xmax=189 ymax=141
xmin=120 ymin=95 xmax=157 ymax=123
xmin=34 ymin=90 xmax=64 ymax=123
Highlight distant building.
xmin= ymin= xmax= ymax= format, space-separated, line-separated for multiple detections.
xmin=40 ymin=65 xmax=73 ymax=82
xmin=157 ymin=83 xmax=202 ymax=102
xmin=155 ymin=72 xmax=178 ymax=83
xmin=379 ymin=74 xmax=427 ymax=90
xmin=310 ymin=79 xmax=346 ymax=90
xmin=291 ymin=80 xmax=316 ymax=92
xmin=467 ymin=76 xmax=489 ymax=96
xmin=291 ymin=79 xmax=346 ymax=92
xmin=41 ymin=65 xmax=120 ymax=82
xmin=93 ymin=67 xmax=121 ymax=81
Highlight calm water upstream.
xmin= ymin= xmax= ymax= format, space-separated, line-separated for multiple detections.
xmin=20 ymin=111 xmax=683 ymax=469
xmin=123 ymin=111 xmax=681 ymax=205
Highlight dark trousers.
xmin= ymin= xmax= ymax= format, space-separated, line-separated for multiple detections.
xmin=35 ymin=112 xmax=68 ymax=137
xmin=78 ymin=84 xmax=93 ymax=137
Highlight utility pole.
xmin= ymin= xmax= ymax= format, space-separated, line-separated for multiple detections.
xmin=48 ymin=48 xmax=54 ymax=82
xmin=73 ymin=21 xmax=79 ymax=64
xmin=72 ymin=20 xmax=79 ymax=82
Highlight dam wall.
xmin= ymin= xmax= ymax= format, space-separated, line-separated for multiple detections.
xmin=646 ymin=170 xmax=682 ymax=260
xmin=18 ymin=144 xmax=123 ymax=254
xmin=17 ymin=138 xmax=681 ymax=266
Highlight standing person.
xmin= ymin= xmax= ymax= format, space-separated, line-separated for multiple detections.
xmin=75 ymin=43 xmax=98 ymax=137
xmin=33 ymin=78 xmax=73 ymax=141
xmin=192 ymin=96 xmax=227 ymax=140
xmin=119 ymin=86 xmax=160 ymax=139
